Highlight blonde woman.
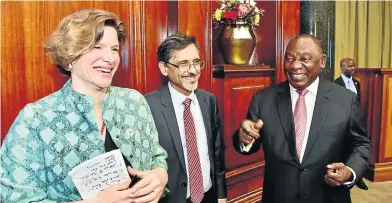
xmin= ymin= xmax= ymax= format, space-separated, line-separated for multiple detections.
xmin=0 ymin=9 xmax=168 ymax=203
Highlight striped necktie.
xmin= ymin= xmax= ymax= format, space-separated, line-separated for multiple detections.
xmin=294 ymin=89 xmax=308 ymax=161
xmin=183 ymin=98 xmax=204 ymax=203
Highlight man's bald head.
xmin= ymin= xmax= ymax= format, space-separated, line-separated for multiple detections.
xmin=340 ymin=58 xmax=354 ymax=67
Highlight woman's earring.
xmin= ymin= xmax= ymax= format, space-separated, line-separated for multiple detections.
xmin=68 ymin=64 xmax=73 ymax=71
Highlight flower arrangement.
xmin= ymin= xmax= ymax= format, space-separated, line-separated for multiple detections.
xmin=213 ymin=0 xmax=265 ymax=29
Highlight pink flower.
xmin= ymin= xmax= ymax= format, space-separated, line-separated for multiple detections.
xmin=237 ymin=3 xmax=251 ymax=17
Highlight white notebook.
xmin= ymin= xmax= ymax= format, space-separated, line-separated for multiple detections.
xmin=68 ymin=149 xmax=131 ymax=199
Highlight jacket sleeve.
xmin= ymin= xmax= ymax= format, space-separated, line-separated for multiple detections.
xmin=0 ymin=104 xmax=56 ymax=203
xmin=212 ymin=96 xmax=227 ymax=199
xmin=142 ymin=97 xmax=168 ymax=172
xmin=140 ymin=97 xmax=170 ymax=196
xmin=345 ymin=93 xmax=371 ymax=180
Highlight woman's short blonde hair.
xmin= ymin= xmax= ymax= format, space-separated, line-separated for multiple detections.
xmin=44 ymin=9 xmax=126 ymax=76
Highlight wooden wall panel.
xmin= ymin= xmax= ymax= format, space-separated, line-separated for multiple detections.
xmin=212 ymin=65 xmax=274 ymax=201
xmin=144 ymin=1 xmax=169 ymax=94
xmin=355 ymin=69 xmax=383 ymax=166
xmin=356 ymin=68 xmax=392 ymax=182
xmin=126 ymin=1 xmax=144 ymax=91
xmin=380 ymin=69 xmax=392 ymax=162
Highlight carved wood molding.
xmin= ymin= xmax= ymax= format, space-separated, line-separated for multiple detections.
xmin=381 ymin=68 xmax=392 ymax=74
xmin=367 ymin=162 xmax=392 ymax=182
xmin=226 ymin=161 xmax=265 ymax=179
xmin=228 ymin=188 xmax=263 ymax=203
xmin=212 ymin=65 xmax=274 ymax=78
xmin=354 ymin=68 xmax=382 ymax=73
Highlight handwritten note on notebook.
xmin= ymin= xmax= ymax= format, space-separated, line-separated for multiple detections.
xmin=68 ymin=149 xmax=131 ymax=199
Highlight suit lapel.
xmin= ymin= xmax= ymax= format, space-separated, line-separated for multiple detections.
xmin=195 ymin=90 xmax=214 ymax=164
xmin=353 ymin=79 xmax=360 ymax=92
xmin=276 ymin=82 xmax=298 ymax=164
xmin=336 ymin=76 xmax=345 ymax=87
xmin=302 ymin=79 xmax=330 ymax=162
xmin=160 ymin=86 xmax=187 ymax=172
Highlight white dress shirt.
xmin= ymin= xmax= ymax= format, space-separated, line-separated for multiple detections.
xmin=341 ymin=74 xmax=357 ymax=94
xmin=289 ymin=77 xmax=319 ymax=163
xmin=168 ymin=82 xmax=212 ymax=198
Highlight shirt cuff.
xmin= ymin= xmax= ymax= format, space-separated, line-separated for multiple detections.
xmin=240 ymin=139 xmax=255 ymax=152
xmin=343 ymin=166 xmax=356 ymax=186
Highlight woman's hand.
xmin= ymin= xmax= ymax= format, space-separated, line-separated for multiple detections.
xmin=128 ymin=166 xmax=168 ymax=203
xmin=87 ymin=179 xmax=133 ymax=203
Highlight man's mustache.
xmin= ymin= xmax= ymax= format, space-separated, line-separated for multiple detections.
xmin=182 ymin=73 xmax=198 ymax=77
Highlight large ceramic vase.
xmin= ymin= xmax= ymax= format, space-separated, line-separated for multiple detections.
xmin=219 ymin=25 xmax=256 ymax=65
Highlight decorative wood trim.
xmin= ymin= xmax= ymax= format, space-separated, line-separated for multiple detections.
xmin=381 ymin=69 xmax=392 ymax=74
xmin=354 ymin=68 xmax=382 ymax=73
xmin=232 ymin=85 xmax=265 ymax=91
xmin=226 ymin=160 xmax=265 ymax=190
xmin=366 ymin=162 xmax=392 ymax=182
xmin=275 ymin=0 xmax=284 ymax=83
xmin=212 ymin=65 xmax=274 ymax=78
xmin=228 ymin=188 xmax=262 ymax=203
xmin=370 ymin=74 xmax=383 ymax=164
xmin=128 ymin=1 xmax=144 ymax=92
xmin=226 ymin=161 xmax=265 ymax=179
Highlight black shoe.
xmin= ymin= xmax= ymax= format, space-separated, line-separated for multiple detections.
xmin=356 ymin=179 xmax=368 ymax=190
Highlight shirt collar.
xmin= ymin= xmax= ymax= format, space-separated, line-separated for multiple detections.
xmin=168 ymin=82 xmax=197 ymax=108
xmin=341 ymin=74 xmax=353 ymax=83
xmin=61 ymin=79 xmax=111 ymax=113
xmin=289 ymin=76 xmax=319 ymax=96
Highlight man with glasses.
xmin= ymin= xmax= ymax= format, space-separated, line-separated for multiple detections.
xmin=145 ymin=33 xmax=227 ymax=203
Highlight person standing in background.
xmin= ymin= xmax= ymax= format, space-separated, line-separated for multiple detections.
xmin=334 ymin=58 xmax=361 ymax=102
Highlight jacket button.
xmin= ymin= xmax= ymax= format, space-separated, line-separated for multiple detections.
xmin=129 ymin=155 xmax=133 ymax=158
xmin=182 ymin=182 xmax=187 ymax=187
xmin=116 ymin=135 xmax=120 ymax=139
xmin=300 ymin=168 xmax=306 ymax=173
xmin=296 ymin=193 xmax=301 ymax=199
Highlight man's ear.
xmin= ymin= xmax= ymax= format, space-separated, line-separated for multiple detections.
xmin=158 ymin=61 xmax=168 ymax=76
xmin=320 ymin=54 xmax=327 ymax=69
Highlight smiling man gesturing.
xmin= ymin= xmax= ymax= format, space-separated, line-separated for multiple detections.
xmin=234 ymin=34 xmax=371 ymax=203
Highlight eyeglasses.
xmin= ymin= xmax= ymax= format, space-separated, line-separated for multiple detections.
xmin=165 ymin=61 xmax=206 ymax=72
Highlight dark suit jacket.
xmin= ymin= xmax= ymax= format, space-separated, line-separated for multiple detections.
xmin=145 ymin=85 xmax=227 ymax=203
xmin=234 ymin=79 xmax=371 ymax=203
xmin=334 ymin=76 xmax=361 ymax=101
